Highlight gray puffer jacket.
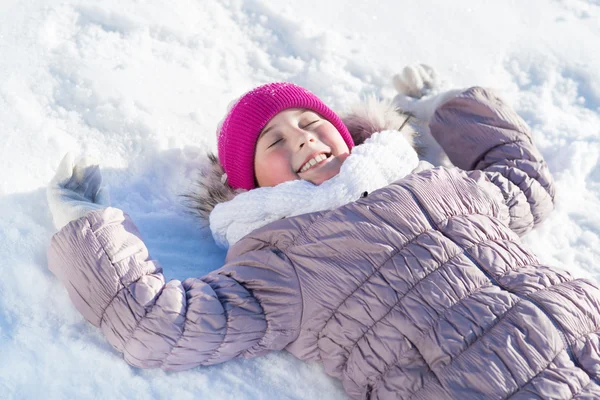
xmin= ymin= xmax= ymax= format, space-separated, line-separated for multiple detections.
xmin=48 ymin=87 xmax=600 ymax=399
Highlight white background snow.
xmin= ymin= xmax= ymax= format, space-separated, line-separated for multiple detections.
xmin=1 ymin=0 xmax=599 ymax=398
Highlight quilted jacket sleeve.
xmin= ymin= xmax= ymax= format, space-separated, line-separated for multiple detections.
xmin=47 ymin=207 xmax=302 ymax=371
xmin=429 ymin=87 xmax=555 ymax=235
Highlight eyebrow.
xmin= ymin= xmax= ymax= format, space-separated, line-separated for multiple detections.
xmin=258 ymin=109 xmax=306 ymax=139
xmin=259 ymin=125 xmax=275 ymax=140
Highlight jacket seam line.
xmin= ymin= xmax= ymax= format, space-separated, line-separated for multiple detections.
xmin=473 ymin=138 xmax=528 ymax=170
xmin=372 ymin=286 xmax=502 ymax=399
xmin=571 ymin=380 xmax=593 ymax=400
xmin=488 ymin=275 xmax=600 ymax=389
xmin=316 ymin=197 xmax=453 ymax=335
xmin=318 ymin=231 xmax=423 ymax=337
xmin=469 ymin=138 xmax=531 ymax=170
xmin=372 ymin=343 xmax=438 ymax=399
xmin=507 ymin=349 xmax=587 ymax=399
xmin=297 ymin=189 xmax=515 ymax=343
xmin=401 ymin=182 xmax=600 ymax=392
xmin=320 ymin=198 xmax=522 ymax=382
xmin=407 ymin=280 xmax=591 ymax=399
xmin=343 ymin=241 xmax=497 ymax=361
xmin=333 ymin=221 xmax=522 ymax=350
xmin=404 ymin=297 xmax=525 ymax=400
xmin=326 ymin=201 xmax=540 ymax=390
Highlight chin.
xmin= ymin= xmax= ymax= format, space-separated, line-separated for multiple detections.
xmin=306 ymin=173 xmax=338 ymax=186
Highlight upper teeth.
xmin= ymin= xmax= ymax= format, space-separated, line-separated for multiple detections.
xmin=300 ymin=153 xmax=328 ymax=173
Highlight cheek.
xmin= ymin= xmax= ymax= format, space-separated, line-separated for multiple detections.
xmin=254 ymin=152 xmax=296 ymax=187
xmin=320 ymin=125 xmax=350 ymax=153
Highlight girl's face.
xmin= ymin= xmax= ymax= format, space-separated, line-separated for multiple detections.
xmin=254 ymin=108 xmax=350 ymax=187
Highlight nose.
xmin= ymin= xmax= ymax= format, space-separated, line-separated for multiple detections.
xmin=298 ymin=130 xmax=316 ymax=149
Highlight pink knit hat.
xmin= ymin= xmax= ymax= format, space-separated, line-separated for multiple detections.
xmin=217 ymin=82 xmax=354 ymax=190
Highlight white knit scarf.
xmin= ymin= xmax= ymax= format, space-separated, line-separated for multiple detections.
xmin=210 ymin=129 xmax=420 ymax=248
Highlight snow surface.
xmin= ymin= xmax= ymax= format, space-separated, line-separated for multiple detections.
xmin=1 ymin=0 xmax=599 ymax=398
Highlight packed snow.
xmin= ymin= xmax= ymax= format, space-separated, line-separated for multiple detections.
xmin=1 ymin=0 xmax=599 ymax=398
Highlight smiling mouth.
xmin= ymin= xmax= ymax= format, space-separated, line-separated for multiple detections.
xmin=298 ymin=153 xmax=332 ymax=173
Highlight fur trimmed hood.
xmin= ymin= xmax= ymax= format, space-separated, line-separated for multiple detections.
xmin=184 ymin=97 xmax=419 ymax=222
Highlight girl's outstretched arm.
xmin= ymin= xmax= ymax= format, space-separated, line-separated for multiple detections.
xmin=48 ymin=207 xmax=302 ymax=370
xmin=429 ymin=87 xmax=555 ymax=235
xmin=392 ymin=66 xmax=554 ymax=235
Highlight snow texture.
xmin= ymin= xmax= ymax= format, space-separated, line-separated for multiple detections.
xmin=0 ymin=0 xmax=599 ymax=398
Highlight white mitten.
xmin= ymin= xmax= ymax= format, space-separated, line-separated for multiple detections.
xmin=392 ymin=64 xmax=463 ymax=123
xmin=393 ymin=64 xmax=443 ymax=99
xmin=47 ymin=153 xmax=111 ymax=230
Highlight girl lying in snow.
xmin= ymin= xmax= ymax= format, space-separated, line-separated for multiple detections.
xmin=47 ymin=65 xmax=600 ymax=400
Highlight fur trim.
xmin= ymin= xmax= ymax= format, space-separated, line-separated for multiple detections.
xmin=210 ymin=129 xmax=420 ymax=248
xmin=182 ymin=153 xmax=244 ymax=223
xmin=184 ymin=98 xmax=420 ymax=222
xmin=343 ymin=96 xmax=414 ymax=145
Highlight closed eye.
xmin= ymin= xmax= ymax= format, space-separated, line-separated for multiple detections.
xmin=302 ymin=120 xmax=320 ymax=129
xmin=268 ymin=138 xmax=283 ymax=148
